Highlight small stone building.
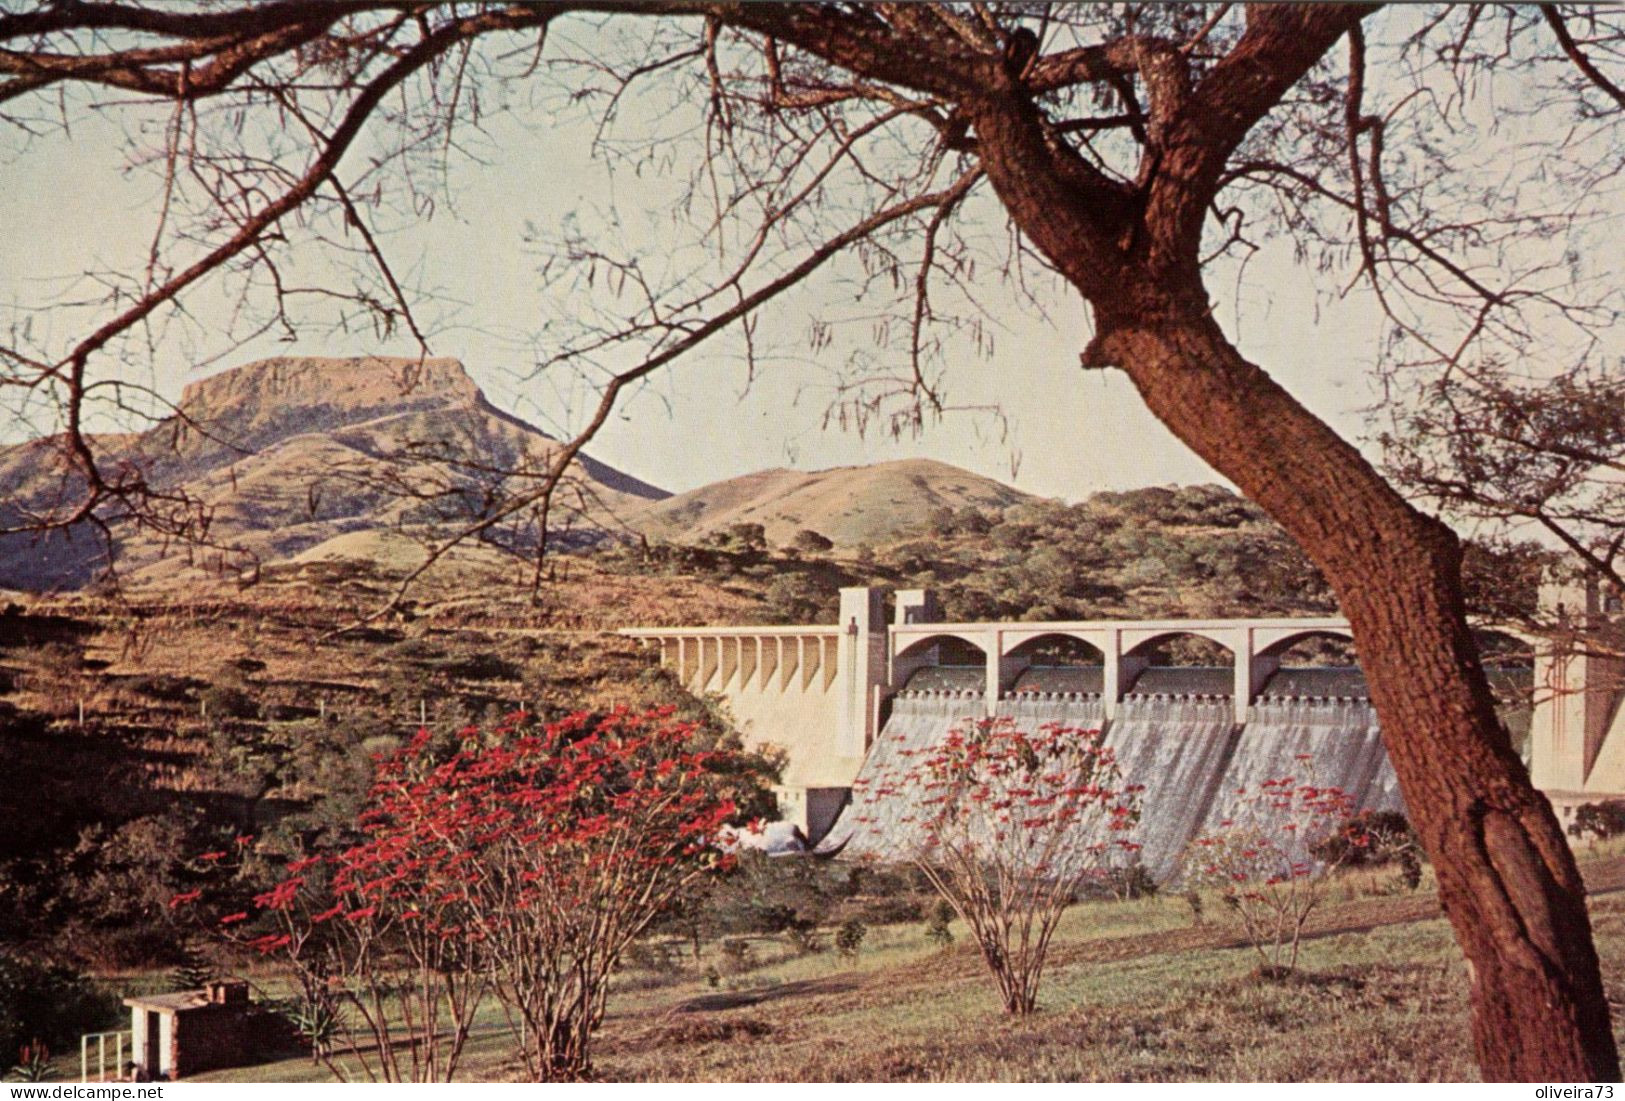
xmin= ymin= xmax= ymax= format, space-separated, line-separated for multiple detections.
xmin=123 ymin=980 xmax=257 ymax=1079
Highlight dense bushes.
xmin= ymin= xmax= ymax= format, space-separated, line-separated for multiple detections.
xmin=199 ymin=683 xmax=258 ymax=719
xmin=0 ymin=952 xmax=118 ymax=1063
xmin=1569 ymin=801 xmax=1625 ymax=843
xmin=1311 ymin=810 xmax=1423 ymax=891
xmin=661 ymin=853 xmax=933 ymax=947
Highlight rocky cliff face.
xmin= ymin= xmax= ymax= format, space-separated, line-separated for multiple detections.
xmin=170 ymin=356 xmax=484 ymax=458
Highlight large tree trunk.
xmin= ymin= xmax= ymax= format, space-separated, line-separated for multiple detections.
xmin=1089 ymin=310 xmax=1618 ymax=1080
xmin=965 ymin=50 xmax=1619 ymax=1065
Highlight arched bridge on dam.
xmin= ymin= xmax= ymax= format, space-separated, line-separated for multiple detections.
xmin=622 ymin=584 xmax=1623 ymax=857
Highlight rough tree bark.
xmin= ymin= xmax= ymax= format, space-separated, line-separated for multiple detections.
xmin=1094 ymin=312 xmax=1617 ymax=1079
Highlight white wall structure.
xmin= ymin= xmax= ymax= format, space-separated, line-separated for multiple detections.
xmin=625 ymin=588 xmax=1356 ymax=834
xmin=1529 ymin=577 xmax=1625 ymax=812
xmin=627 ymin=583 xmax=1620 ymax=836
xmin=889 ymin=616 xmax=1355 ymax=725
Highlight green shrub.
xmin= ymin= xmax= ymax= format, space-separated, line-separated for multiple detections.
xmin=1569 ymin=801 xmax=1625 ymax=843
xmin=784 ymin=925 xmax=824 ymax=956
xmin=1100 ymin=864 xmax=1158 ymax=901
xmin=835 ymin=919 xmax=867 ymax=961
xmin=1184 ymin=890 xmax=1204 ymax=926
xmin=7 ymin=1039 xmax=53 ymax=1082
xmin=790 ymin=529 xmax=834 ymax=554
xmin=842 ymin=892 xmax=925 ymax=926
xmin=1311 ymin=811 xmax=1424 ymax=889
xmin=386 ymin=639 xmax=445 ymax=664
xmin=0 ymin=952 xmax=118 ymax=1059
xmin=126 ymin=674 xmax=199 ymax=703
xmin=199 ymin=683 xmax=257 ymax=719
xmin=624 ymin=940 xmax=684 ymax=975
xmin=168 ymin=939 xmax=213 ymax=992
xmin=686 ymin=851 xmax=855 ymax=937
xmin=718 ymin=938 xmax=757 ymax=974
xmin=437 ymin=652 xmax=518 ymax=681
xmin=924 ymin=901 xmax=954 ymax=949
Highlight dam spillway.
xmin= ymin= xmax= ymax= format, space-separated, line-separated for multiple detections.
xmin=619 ymin=584 xmax=1597 ymax=865
xmin=827 ymin=679 xmax=1411 ymax=882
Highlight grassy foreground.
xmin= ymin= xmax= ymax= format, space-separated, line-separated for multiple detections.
xmin=167 ymin=852 xmax=1625 ymax=1083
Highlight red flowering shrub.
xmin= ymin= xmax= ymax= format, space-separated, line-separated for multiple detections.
xmin=180 ymin=707 xmax=742 ymax=1081
xmin=1182 ymin=758 xmax=1358 ymax=976
xmin=856 ymin=717 xmax=1142 ymax=1015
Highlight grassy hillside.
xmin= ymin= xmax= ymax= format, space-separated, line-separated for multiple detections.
xmin=630 ymin=458 xmax=1032 ymax=550
xmin=140 ymin=851 xmax=1625 ymax=1083
xmin=602 ymin=482 xmax=1544 ymax=638
xmin=0 ymin=557 xmax=783 ymax=971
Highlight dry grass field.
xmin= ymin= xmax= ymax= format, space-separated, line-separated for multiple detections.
xmin=133 ymin=852 xmax=1625 ymax=1084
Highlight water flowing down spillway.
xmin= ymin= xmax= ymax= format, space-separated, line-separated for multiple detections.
xmin=1198 ymin=697 xmax=1403 ymax=837
xmin=828 ymin=691 xmax=992 ymax=860
xmin=826 ymin=690 xmax=1112 ymax=860
xmin=1101 ymin=696 xmax=1239 ymax=881
xmin=821 ymin=668 xmax=1415 ymax=881
xmin=825 ymin=690 xmax=1237 ymax=879
xmin=997 ymin=691 xmax=1106 ymax=730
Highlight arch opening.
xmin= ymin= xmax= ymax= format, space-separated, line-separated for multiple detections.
xmin=1007 ymin=633 xmax=1105 ymax=666
xmin=1260 ymin=630 xmax=1358 ymax=666
xmin=1008 ymin=633 xmax=1105 ymax=696
xmin=1126 ymin=633 xmax=1236 ymax=667
xmin=1125 ymin=632 xmax=1234 ymax=697
xmin=894 ymin=633 xmax=987 ymax=695
xmin=896 ymin=634 xmax=986 ymax=666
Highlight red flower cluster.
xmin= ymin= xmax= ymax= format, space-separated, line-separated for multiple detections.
xmin=190 ymin=707 xmax=740 ymax=963
xmin=1182 ymin=760 xmax=1360 ymax=974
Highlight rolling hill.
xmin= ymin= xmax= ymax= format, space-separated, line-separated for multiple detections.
xmin=629 ymin=458 xmax=1035 ymax=550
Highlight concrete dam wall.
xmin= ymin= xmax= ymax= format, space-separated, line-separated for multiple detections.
xmin=623 ymin=583 xmax=1617 ymax=871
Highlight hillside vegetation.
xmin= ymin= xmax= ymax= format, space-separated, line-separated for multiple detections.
xmin=0 ymin=565 xmax=779 ymax=972
xmin=602 ymin=481 xmax=1542 ymax=630
xmin=630 ymin=458 xmax=1032 ymax=550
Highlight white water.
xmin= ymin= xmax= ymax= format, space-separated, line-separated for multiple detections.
xmin=824 ymin=687 xmax=1406 ymax=883
xmin=1102 ymin=696 xmax=1239 ymax=880
xmin=831 ymin=692 xmax=989 ymax=860
xmin=1201 ymin=697 xmax=1403 ymax=832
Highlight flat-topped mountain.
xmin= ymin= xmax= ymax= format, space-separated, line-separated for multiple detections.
xmin=629 ymin=457 xmax=1034 ymax=549
xmin=173 ymin=355 xmax=483 ymax=455
xmin=0 ymin=355 xmax=667 ymax=589
xmin=0 ymin=355 xmax=1043 ymax=590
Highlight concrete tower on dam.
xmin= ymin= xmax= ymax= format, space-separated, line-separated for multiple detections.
xmin=623 ymin=583 xmax=1625 ymax=842
xmin=1529 ymin=576 xmax=1625 ymax=808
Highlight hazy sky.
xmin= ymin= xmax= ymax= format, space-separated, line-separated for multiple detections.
xmin=0 ymin=11 xmax=1551 ymax=504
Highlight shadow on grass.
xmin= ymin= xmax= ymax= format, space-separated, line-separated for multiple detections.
xmin=673 ymin=976 xmax=863 ymax=1013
